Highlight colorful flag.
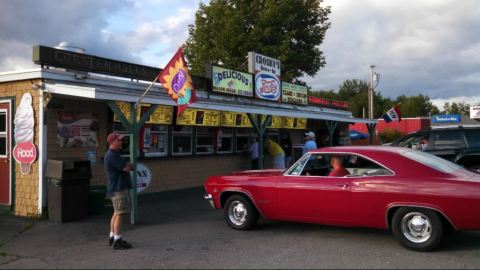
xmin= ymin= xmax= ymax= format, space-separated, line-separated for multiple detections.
xmin=158 ymin=47 xmax=197 ymax=115
xmin=382 ymin=105 xmax=402 ymax=123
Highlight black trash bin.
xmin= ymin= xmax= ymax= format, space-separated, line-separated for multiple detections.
xmin=46 ymin=159 xmax=91 ymax=222
xmin=88 ymin=185 xmax=107 ymax=215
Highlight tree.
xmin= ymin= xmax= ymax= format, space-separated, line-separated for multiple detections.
xmin=443 ymin=101 xmax=470 ymax=115
xmin=184 ymin=0 xmax=331 ymax=82
xmin=395 ymin=95 xmax=435 ymax=117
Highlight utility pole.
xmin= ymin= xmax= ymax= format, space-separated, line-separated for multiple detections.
xmin=368 ymin=65 xmax=375 ymax=119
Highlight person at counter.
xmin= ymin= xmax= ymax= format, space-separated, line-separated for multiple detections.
xmin=105 ymin=132 xmax=133 ymax=250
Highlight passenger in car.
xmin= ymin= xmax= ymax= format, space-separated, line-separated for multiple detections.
xmin=328 ymin=156 xmax=350 ymax=177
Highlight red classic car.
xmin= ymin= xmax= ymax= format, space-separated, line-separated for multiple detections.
xmin=204 ymin=146 xmax=480 ymax=251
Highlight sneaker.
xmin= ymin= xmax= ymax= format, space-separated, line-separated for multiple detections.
xmin=108 ymin=236 xmax=114 ymax=246
xmin=112 ymin=239 xmax=132 ymax=250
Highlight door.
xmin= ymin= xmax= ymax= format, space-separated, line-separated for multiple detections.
xmin=0 ymin=101 xmax=11 ymax=206
xmin=277 ymin=175 xmax=351 ymax=224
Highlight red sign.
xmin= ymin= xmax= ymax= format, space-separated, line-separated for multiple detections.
xmin=13 ymin=141 xmax=37 ymax=164
xmin=308 ymin=96 xmax=349 ymax=110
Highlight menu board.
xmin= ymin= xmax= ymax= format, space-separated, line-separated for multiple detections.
xmin=140 ymin=105 xmax=173 ymax=125
xmin=176 ymin=108 xmax=197 ymax=125
xmin=113 ymin=101 xmax=132 ymax=122
xmin=283 ymin=117 xmax=307 ymax=129
xmin=195 ymin=109 xmax=221 ymax=126
xmin=282 ymin=82 xmax=308 ymax=105
xmin=221 ymin=112 xmax=253 ymax=127
xmin=262 ymin=115 xmax=283 ymax=128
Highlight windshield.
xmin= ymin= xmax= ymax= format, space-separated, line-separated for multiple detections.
xmin=402 ymin=150 xmax=462 ymax=173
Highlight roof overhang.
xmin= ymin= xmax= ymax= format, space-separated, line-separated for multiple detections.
xmin=0 ymin=68 xmax=377 ymax=124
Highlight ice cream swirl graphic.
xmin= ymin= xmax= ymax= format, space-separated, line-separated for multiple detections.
xmin=14 ymin=93 xmax=34 ymax=143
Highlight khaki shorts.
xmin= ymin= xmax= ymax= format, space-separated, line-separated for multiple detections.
xmin=111 ymin=190 xmax=131 ymax=214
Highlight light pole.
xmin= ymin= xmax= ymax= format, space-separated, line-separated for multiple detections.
xmin=368 ymin=65 xmax=380 ymax=119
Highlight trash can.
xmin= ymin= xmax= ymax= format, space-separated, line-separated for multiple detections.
xmin=88 ymin=185 xmax=107 ymax=215
xmin=46 ymin=159 xmax=91 ymax=222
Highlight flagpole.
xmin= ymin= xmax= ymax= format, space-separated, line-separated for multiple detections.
xmin=136 ymin=78 xmax=158 ymax=108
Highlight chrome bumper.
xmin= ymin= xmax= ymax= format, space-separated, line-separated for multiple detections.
xmin=204 ymin=193 xmax=215 ymax=208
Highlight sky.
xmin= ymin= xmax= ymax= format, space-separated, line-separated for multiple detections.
xmin=1 ymin=0 xmax=479 ymax=110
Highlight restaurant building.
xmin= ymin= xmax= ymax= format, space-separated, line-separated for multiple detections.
xmin=0 ymin=45 xmax=376 ymax=218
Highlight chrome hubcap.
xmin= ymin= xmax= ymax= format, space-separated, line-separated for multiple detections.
xmin=228 ymin=201 xmax=247 ymax=226
xmin=401 ymin=212 xmax=432 ymax=243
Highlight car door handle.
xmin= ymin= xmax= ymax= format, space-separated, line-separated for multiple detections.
xmin=337 ymin=184 xmax=349 ymax=190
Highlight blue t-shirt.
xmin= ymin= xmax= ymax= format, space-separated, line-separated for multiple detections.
xmin=104 ymin=149 xmax=132 ymax=196
xmin=303 ymin=139 xmax=317 ymax=155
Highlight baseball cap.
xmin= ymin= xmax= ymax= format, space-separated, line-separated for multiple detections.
xmin=304 ymin=131 xmax=315 ymax=138
xmin=107 ymin=132 xmax=125 ymax=145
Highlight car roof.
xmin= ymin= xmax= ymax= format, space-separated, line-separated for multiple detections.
xmin=310 ymin=145 xmax=411 ymax=155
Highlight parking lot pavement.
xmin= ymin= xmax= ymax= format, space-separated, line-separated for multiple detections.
xmin=1 ymin=186 xmax=480 ymax=269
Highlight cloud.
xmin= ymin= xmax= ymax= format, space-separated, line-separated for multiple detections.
xmin=304 ymin=0 xmax=480 ymax=101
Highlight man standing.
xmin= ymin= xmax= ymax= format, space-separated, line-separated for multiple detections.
xmin=105 ymin=132 xmax=133 ymax=250
xmin=249 ymin=137 xmax=259 ymax=170
xmin=303 ymin=131 xmax=317 ymax=155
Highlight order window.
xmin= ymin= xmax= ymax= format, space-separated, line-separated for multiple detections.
xmin=217 ymin=128 xmax=233 ymax=154
xmin=143 ymin=125 xmax=168 ymax=157
xmin=235 ymin=128 xmax=253 ymax=153
xmin=172 ymin=125 xmax=192 ymax=155
xmin=195 ymin=127 xmax=214 ymax=155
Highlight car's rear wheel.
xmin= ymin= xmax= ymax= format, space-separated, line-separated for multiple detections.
xmin=224 ymin=194 xmax=259 ymax=230
xmin=391 ymin=207 xmax=443 ymax=251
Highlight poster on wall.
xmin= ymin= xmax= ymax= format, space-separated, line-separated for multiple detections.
xmin=13 ymin=93 xmax=37 ymax=174
xmin=57 ymin=112 xmax=99 ymax=148
xmin=136 ymin=163 xmax=152 ymax=193
xmin=248 ymin=52 xmax=281 ymax=102
xmin=283 ymin=117 xmax=307 ymax=129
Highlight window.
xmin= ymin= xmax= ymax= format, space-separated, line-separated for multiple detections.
xmin=286 ymin=153 xmax=393 ymax=177
xmin=172 ymin=125 xmax=192 ymax=155
xmin=235 ymin=128 xmax=253 ymax=153
xmin=143 ymin=125 xmax=168 ymax=157
xmin=402 ymin=150 xmax=462 ymax=173
xmin=217 ymin=128 xmax=233 ymax=154
xmin=0 ymin=111 xmax=5 ymax=156
xmin=398 ymin=134 xmax=425 ymax=150
xmin=465 ymin=129 xmax=480 ymax=148
xmin=195 ymin=127 xmax=214 ymax=154
xmin=432 ymin=131 xmax=466 ymax=150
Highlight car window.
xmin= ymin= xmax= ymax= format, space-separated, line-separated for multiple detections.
xmin=402 ymin=150 xmax=462 ymax=173
xmin=287 ymin=154 xmax=310 ymax=176
xmin=398 ymin=135 xmax=425 ymax=150
xmin=288 ymin=153 xmax=393 ymax=177
xmin=432 ymin=131 xmax=466 ymax=150
xmin=465 ymin=129 xmax=480 ymax=148
xmin=344 ymin=154 xmax=393 ymax=176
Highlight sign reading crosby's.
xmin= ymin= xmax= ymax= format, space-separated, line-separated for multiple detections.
xmin=248 ymin=52 xmax=281 ymax=102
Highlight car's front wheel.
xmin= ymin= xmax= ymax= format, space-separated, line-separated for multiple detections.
xmin=224 ymin=194 xmax=259 ymax=230
xmin=391 ymin=207 xmax=443 ymax=251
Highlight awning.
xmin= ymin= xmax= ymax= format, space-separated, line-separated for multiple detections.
xmin=1 ymin=68 xmax=377 ymax=124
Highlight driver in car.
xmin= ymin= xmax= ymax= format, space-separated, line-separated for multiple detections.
xmin=329 ymin=156 xmax=349 ymax=177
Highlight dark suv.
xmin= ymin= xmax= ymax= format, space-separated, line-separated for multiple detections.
xmin=390 ymin=125 xmax=480 ymax=173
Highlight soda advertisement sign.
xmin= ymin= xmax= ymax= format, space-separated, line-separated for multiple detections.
xmin=248 ymin=52 xmax=281 ymax=102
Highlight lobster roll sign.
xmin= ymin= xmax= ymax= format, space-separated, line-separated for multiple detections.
xmin=248 ymin=52 xmax=281 ymax=102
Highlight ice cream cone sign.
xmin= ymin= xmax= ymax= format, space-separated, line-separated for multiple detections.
xmin=13 ymin=93 xmax=37 ymax=174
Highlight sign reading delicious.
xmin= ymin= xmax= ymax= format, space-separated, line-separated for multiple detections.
xmin=212 ymin=66 xmax=253 ymax=97
xmin=248 ymin=52 xmax=281 ymax=102
xmin=282 ymin=82 xmax=308 ymax=105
